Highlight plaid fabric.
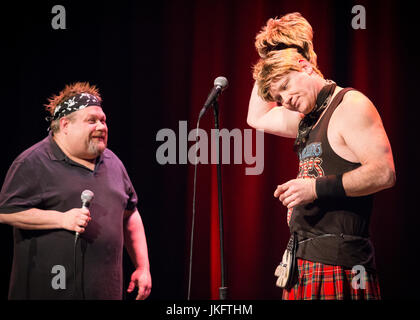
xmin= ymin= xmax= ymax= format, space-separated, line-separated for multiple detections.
xmin=282 ymin=258 xmax=381 ymax=300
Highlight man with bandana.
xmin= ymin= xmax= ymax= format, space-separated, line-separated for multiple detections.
xmin=0 ymin=82 xmax=151 ymax=300
xmin=247 ymin=13 xmax=395 ymax=299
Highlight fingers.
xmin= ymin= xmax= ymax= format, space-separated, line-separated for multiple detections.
xmin=127 ymin=271 xmax=152 ymax=300
xmin=77 ymin=209 xmax=91 ymax=232
xmin=286 ymin=198 xmax=300 ymax=209
xmin=279 ymin=188 xmax=293 ymax=202
xmin=274 ymin=183 xmax=288 ymax=198
xmin=78 ymin=215 xmax=91 ymax=225
xmin=62 ymin=208 xmax=93 ymax=233
xmin=136 ymin=285 xmax=151 ymax=300
xmin=136 ymin=285 xmax=145 ymax=300
xmin=127 ymin=279 xmax=151 ymax=300
xmin=76 ymin=218 xmax=89 ymax=231
xmin=274 ymin=178 xmax=317 ymax=209
xmin=70 ymin=208 xmax=91 ymax=233
xmin=283 ymin=194 xmax=298 ymax=208
xmin=127 ymin=280 xmax=135 ymax=293
xmin=75 ymin=226 xmax=85 ymax=234
xmin=274 ymin=182 xmax=293 ymax=201
xmin=135 ymin=280 xmax=152 ymax=300
xmin=274 ymin=180 xmax=299 ymax=208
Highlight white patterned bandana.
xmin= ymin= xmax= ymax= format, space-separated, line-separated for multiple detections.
xmin=47 ymin=93 xmax=102 ymax=122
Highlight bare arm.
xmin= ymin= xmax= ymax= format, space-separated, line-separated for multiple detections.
xmin=274 ymin=91 xmax=395 ymax=208
xmin=247 ymin=81 xmax=302 ymax=138
xmin=338 ymin=92 xmax=396 ymax=196
xmin=124 ymin=209 xmax=151 ymax=300
xmin=0 ymin=208 xmax=91 ymax=233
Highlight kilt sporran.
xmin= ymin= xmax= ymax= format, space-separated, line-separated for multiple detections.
xmin=274 ymin=232 xmax=298 ymax=289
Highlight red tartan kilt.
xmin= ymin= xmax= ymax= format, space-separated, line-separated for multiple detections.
xmin=282 ymin=258 xmax=381 ymax=300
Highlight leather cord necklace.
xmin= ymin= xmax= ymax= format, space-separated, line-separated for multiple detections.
xmin=294 ymin=80 xmax=336 ymax=153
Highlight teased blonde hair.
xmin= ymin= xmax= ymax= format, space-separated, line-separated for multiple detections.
xmin=255 ymin=12 xmax=318 ymax=65
xmin=253 ymin=13 xmax=323 ymax=101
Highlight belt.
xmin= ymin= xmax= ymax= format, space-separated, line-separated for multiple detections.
xmin=298 ymin=233 xmax=369 ymax=245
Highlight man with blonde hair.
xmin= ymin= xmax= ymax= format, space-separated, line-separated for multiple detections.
xmin=247 ymin=13 xmax=395 ymax=300
xmin=0 ymin=82 xmax=151 ymax=300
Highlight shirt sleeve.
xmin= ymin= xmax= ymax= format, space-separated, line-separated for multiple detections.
xmin=0 ymin=159 xmax=42 ymax=213
xmin=121 ymin=164 xmax=138 ymax=212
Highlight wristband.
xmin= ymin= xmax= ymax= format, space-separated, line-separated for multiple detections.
xmin=315 ymin=174 xmax=346 ymax=200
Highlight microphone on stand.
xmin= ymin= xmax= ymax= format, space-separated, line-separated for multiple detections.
xmin=188 ymin=76 xmax=229 ymax=300
xmin=198 ymin=76 xmax=229 ymax=119
xmin=75 ymin=190 xmax=94 ymax=241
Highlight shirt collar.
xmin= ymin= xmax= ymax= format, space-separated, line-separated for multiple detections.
xmin=47 ymin=132 xmax=66 ymax=161
xmin=46 ymin=131 xmax=109 ymax=165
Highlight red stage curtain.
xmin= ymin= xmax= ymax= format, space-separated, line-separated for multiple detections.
xmin=162 ymin=0 xmax=412 ymax=299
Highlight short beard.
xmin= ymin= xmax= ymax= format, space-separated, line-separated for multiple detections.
xmin=86 ymin=139 xmax=106 ymax=157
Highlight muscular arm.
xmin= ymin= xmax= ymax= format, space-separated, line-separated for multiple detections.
xmin=338 ymin=92 xmax=396 ymax=196
xmin=247 ymin=82 xmax=302 ymax=138
xmin=274 ymin=92 xmax=396 ymax=208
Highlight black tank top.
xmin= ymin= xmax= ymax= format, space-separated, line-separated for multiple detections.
xmin=289 ymin=88 xmax=376 ymax=271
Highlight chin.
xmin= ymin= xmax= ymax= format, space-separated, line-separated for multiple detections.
xmin=88 ymin=142 xmax=106 ymax=157
xmin=96 ymin=145 xmax=106 ymax=155
xmin=300 ymin=104 xmax=312 ymax=115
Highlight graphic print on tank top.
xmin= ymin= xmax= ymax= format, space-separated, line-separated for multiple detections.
xmin=286 ymin=142 xmax=325 ymax=225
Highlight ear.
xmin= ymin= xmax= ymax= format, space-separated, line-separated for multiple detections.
xmin=298 ymin=59 xmax=313 ymax=74
xmin=59 ymin=117 xmax=70 ymax=134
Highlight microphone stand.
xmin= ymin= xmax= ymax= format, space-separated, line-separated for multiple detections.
xmin=212 ymin=101 xmax=228 ymax=300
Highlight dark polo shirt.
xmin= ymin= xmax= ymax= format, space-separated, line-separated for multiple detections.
xmin=0 ymin=133 xmax=138 ymax=299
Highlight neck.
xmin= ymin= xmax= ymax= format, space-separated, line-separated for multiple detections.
xmin=53 ymin=133 xmax=96 ymax=170
xmin=315 ymin=77 xmax=330 ymax=99
xmin=306 ymin=77 xmax=329 ymax=114
xmin=293 ymin=78 xmax=337 ymax=153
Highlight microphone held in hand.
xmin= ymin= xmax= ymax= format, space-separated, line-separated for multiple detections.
xmin=199 ymin=76 xmax=229 ymax=119
xmin=81 ymin=190 xmax=94 ymax=209
xmin=75 ymin=190 xmax=94 ymax=239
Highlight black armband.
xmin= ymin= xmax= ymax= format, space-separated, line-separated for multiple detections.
xmin=315 ymin=174 xmax=346 ymax=200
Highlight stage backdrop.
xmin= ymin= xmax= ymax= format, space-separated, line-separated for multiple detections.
xmin=0 ymin=0 xmax=418 ymax=300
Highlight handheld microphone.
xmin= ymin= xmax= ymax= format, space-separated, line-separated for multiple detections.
xmin=73 ymin=190 xmax=94 ymax=299
xmin=75 ymin=190 xmax=94 ymax=240
xmin=199 ymin=76 xmax=229 ymax=119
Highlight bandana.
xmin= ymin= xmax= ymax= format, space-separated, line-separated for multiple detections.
xmin=266 ymin=42 xmax=306 ymax=57
xmin=46 ymin=93 xmax=102 ymax=122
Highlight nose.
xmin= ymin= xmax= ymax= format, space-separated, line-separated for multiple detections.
xmin=282 ymin=93 xmax=292 ymax=107
xmin=95 ymin=120 xmax=107 ymax=131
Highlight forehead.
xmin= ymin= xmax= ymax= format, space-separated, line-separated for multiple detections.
xmin=270 ymin=71 xmax=300 ymax=91
xmin=270 ymin=74 xmax=288 ymax=93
